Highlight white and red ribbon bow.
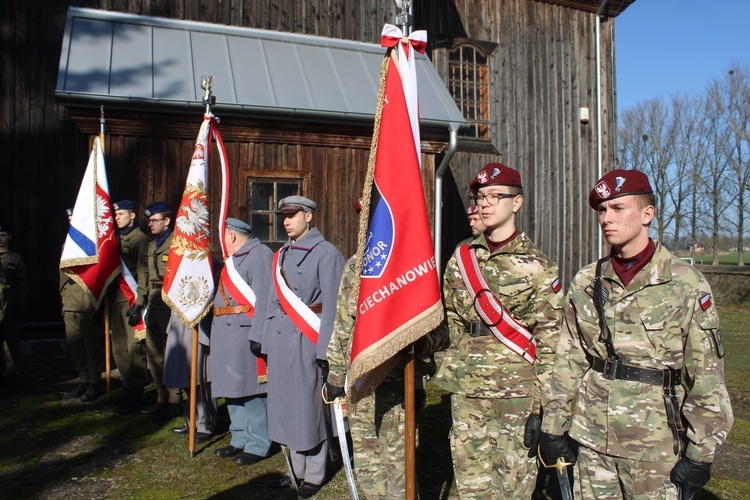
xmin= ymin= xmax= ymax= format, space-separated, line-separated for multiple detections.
xmin=380 ymin=24 xmax=427 ymax=57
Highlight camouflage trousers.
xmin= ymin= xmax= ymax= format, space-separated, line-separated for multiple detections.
xmin=349 ymin=388 xmax=410 ymax=499
xmin=450 ymin=394 xmax=536 ymax=499
xmin=575 ymin=444 xmax=679 ymax=499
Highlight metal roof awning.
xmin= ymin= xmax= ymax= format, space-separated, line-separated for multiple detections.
xmin=56 ymin=7 xmax=467 ymax=132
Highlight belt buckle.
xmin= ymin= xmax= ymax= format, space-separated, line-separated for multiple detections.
xmin=468 ymin=322 xmax=482 ymax=337
xmin=603 ymin=357 xmax=620 ymax=380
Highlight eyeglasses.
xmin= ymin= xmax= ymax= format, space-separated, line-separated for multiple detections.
xmin=472 ymin=193 xmax=516 ymax=206
xmin=148 ymin=218 xmax=165 ymax=223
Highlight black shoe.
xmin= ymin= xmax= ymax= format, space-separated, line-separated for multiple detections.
xmin=120 ymin=387 xmax=144 ymax=411
xmin=269 ymin=476 xmax=294 ymax=489
xmin=196 ymin=432 xmax=212 ymax=443
xmin=214 ymin=445 xmax=242 ymax=458
xmin=81 ymin=383 xmax=103 ymax=403
xmin=232 ymin=452 xmax=264 ymax=465
xmin=62 ymin=382 xmax=88 ymax=399
xmin=152 ymin=403 xmax=181 ymax=422
xmin=110 ymin=388 xmax=132 ymax=406
xmin=140 ymin=402 xmax=168 ymax=416
xmin=171 ymin=425 xmax=189 ymax=435
xmin=297 ymin=482 xmax=321 ymax=498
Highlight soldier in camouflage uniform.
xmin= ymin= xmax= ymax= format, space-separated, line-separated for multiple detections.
xmin=0 ymin=223 xmax=29 ymax=385
xmin=540 ymin=169 xmax=734 ymax=499
xmin=433 ymin=163 xmax=564 ymax=498
xmin=326 ymin=198 xmax=448 ymax=498
xmin=466 ymin=204 xmax=485 ymax=238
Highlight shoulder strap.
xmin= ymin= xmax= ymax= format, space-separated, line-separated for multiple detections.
xmin=594 ymin=257 xmax=618 ymax=361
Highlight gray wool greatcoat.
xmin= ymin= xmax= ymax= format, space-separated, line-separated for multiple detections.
xmin=261 ymin=228 xmax=344 ymax=451
xmin=209 ymin=238 xmax=274 ymax=398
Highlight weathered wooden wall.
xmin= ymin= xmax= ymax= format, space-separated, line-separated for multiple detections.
xmin=417 ymin=0 xmax=618 ymax=282
xmin=1 ymin=0 xmax=622 ymax=319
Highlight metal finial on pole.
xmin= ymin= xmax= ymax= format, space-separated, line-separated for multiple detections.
xmin=395 ymin=0 xmax=413 ymax=35
xmin=200 ymin=74 xmax=216 ymax=114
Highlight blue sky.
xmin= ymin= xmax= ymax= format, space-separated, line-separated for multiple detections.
xmin=615 ymin=0 xmax=750 ymax=113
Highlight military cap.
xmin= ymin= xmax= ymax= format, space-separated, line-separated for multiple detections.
xmin=277 ymin=195 xmax=317 ymax=215
xmin=466 ymin=204 xmax=479 ymax=216
xmin=113 ymin=200 xmax=136 ymax=211
xmin=354 ymin=197 xmax=364 ymax=214
xmin=589 ymin=169 xmax=653 ymax=209
xmin=145 ymin=201 xmax=170 ymax=217
xmin=0 ymin=223 xmax=11 ymax=234
xmin=225 ymin=217 xmax=252 ymax=235
xmin=469 ymin=162 xmax=523 ymax=194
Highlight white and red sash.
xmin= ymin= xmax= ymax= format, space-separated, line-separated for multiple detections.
xmin=272 ymin=248 xmax=320 ymax=345
xmin=219 ymin=254 xmax=267 ymax=382
xmin=116 ymin=257 xmax=145 ymax=332
xmin=220 ymin=255 xmax=257 ymax=319
xmin=455 ymin=244 xmax=537 ymax=364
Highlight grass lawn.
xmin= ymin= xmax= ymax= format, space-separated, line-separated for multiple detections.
xmin=1 ymin=305 xmax=748 ymax=498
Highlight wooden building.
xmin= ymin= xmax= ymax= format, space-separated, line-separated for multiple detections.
xmin=1 ymin=0 xmax=634 ymax=320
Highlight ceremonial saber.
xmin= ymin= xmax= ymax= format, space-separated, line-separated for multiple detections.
xmin=539 ymin=448 xmax=574 ymax=500
xmin=282 ymin=445 xmax=299 ymax=492
xmin=332 ymin=398 xmax=359 ymax=499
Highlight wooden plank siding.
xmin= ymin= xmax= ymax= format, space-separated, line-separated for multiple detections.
xmin=1 ymin=0 xmax=624 ymax=319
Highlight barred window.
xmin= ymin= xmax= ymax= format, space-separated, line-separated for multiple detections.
xmin=448 ymin=44 xmax=490 ymax=139
xmin=246 ymin=178 xmax=301 ymax=243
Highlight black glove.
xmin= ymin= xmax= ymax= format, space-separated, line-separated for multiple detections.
xmin=249 ymin=341 xmax=262 ymax=357
xmin=127 ymin=305 xmax=143 ymax=327
xmin=326 ymin=383 xmax=345 ymax=400
xmin=671 ymin=456 xmax=711 ymax=500
xmin=316 ymin=359 xmax=330 ymax=382
xmin=523 ymin=413 xmax=542 ymax=458
xmin=539 ymin=432 xmax=577 ymax=467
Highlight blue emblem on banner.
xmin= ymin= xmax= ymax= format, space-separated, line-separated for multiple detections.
xmin=361 ymin=188 xmax=393 ymax=278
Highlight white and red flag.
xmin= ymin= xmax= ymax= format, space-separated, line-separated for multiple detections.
xmin=60 ymin=137 xmax=120 ymax=305
xmin=347 ymin=24 xmax=443 ymax=402
xmin=162 ymin=113 xmax=230 ymax=327
xmin=116 ymin=257 xmax=146 ymax=333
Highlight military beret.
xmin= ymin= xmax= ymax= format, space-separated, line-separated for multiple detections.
xmin=225 ymin=217 xmax=252 ymax=235
xmin=466 ymin=204 xmax=478 ymax=216
xmin=469 ymin=163 xmax=523 ymax=194
xmin=145 ymin=201 xmax=170 ymax=217
xmin=277 ymin=195 xmax=317 ymax=215
xmin=589 ymin=169 xmax=653 ymax=209
xmin=0 ymin=223 xmax=11 ymax=234
xmin=113 ymin=200 xmax=136 ymax=211
xmin=353 ymin=197 xmax=364 ymax=214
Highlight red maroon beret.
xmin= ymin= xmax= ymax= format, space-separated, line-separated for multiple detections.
xmin=589 ymin=169 xmax=653 ymax=209
xmin=466 ymin=204 xmax=478 ymax=216
xmin=469 ymin=163 xmax=523 ymax=194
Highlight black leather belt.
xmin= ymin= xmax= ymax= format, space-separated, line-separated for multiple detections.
xmin=465 ymin=321 xmax=491 ymax=337
xmin=589 ymin=355 xmax=681 ymax=386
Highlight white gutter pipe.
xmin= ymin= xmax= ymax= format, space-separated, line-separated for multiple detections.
xmin=434 ymin=124 xmax=461 ymax=270
xmin=595 ymin=0 xmax=610 ymax=259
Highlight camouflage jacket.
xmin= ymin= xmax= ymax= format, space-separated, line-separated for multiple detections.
xmin=136 ymin=232 xmax=172 ymax=310
xmin=327 ymin=255 xmax=450 ymax=389
xmin=541 ymin=242 xmax=733 ymax=463
xmin=433 ymin=232 xmax=564 ymax=411
xmin=110 ymin=227 xmax=149 ymax=304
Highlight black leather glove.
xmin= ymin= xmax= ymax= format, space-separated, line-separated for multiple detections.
xmin=539 ymin=432 xmax=577 ymax=467
xmin=671 ymin=456 xmax=711 ymax=500
xmin=325 ymin=383 xmax=345 ymax=400
xmin=127 ymin=305 xmax=143 ymax=326
xmin=249 ymin=341 xmax=262 ymax=357
xmin=316 ymin=359 xmax=329 ymax=382
xmin=523 ymin=413 xmax=542 ymax=458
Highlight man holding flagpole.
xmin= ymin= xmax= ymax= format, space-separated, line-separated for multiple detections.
xmin=434 ymin=163 xmax=564 ymax=498
xmin=262 ymin=195 xmax=344 ymax=498
xmin=135 ymin=202 xmax=181 ymax=421
xmin=108 ymin=200 xmax=149 ymax=410
xmin=209 ymin=217 xmax=273 ymax=466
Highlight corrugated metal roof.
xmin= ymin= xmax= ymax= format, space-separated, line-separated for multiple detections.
xmin=56 ymin=7 xmax=466 ymax=132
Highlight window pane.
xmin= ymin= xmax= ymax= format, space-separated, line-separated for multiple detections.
xmin=251 ymin=213 xmax=271 ymax=242
xmin=277 ymin=183 xmax=298 ymax=201
xmin=276 ymin=217 xmax=288 ymax=242
xmin=251 ymin=182 xmax=273 ymax=211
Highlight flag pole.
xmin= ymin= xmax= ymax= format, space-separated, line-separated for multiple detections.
xmin=100 ymin=105 xmax=112 ymax=401
xmin=394 ymin=4 xmax=419 ymax=498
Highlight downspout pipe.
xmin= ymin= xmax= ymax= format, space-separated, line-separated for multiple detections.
xmin=595 ymin=0 xmax=610 ymax=259
xmin=434 ymin=123 xmax=460 ymax=271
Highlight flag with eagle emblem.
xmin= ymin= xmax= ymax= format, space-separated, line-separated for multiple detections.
xmin=60 ymin=136 xmax=120 ymax=306
xmin=162 ymin=115 xmax=216 ymax=327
